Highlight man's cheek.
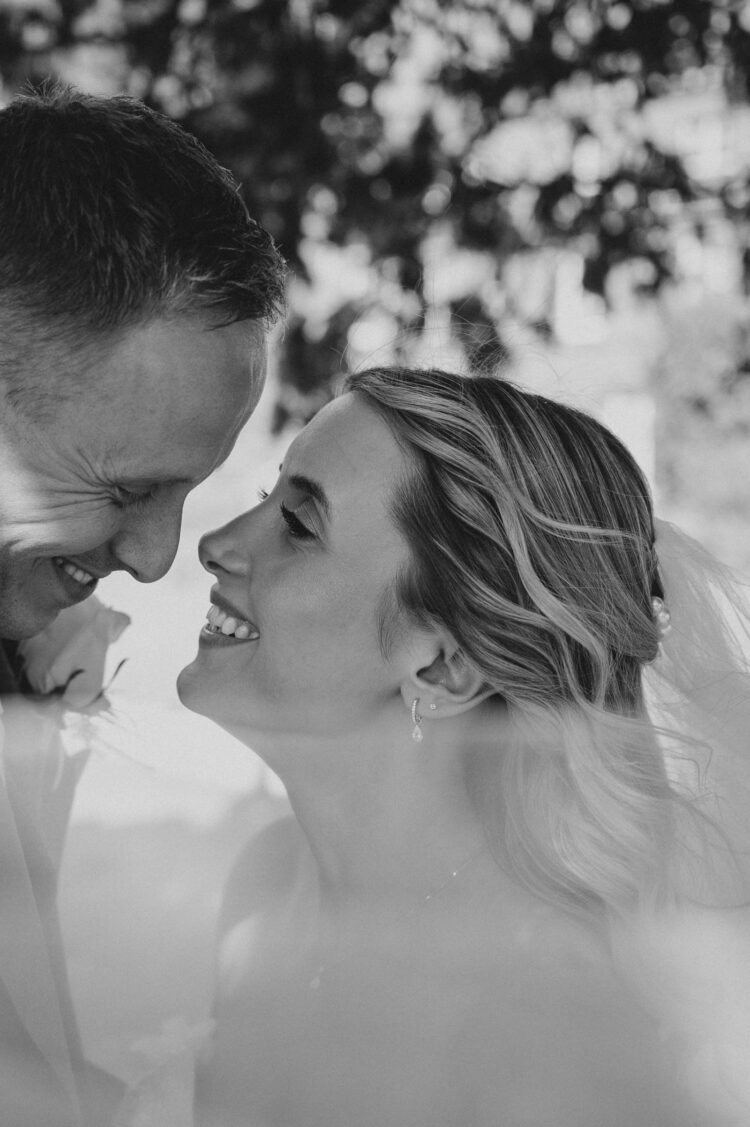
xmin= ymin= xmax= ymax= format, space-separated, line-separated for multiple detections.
xmin=8 ymin=499 xmax=121 ymax=557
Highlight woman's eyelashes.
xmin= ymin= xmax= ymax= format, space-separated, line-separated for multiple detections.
xmin=256 ymin=488 xmax=317 ymax=541
xmin=279 ymin=501 xmax=316 ymax=540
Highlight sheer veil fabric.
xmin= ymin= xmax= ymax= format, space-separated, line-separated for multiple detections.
xmin=618 ymin=521 xmax=750 ymax=1122
xmin=646 ymin=519 xmax=750 ymax=904
xmin=5 ymin=522 xmax=750 ymax=1126
xmin=114 ymin=521 xmax=750 ymax=1127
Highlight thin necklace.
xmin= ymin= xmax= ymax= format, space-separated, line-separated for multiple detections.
xmin=308 ymin=847 xmax=484 ymax=990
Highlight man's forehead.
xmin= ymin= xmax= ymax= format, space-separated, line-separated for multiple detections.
xmin=118 ymin=316 xmax=264 ymax=389
xmin=92 ymin=313 xmax=262 ymax=415
xmin=7 ymin=313 xmax=262 ymax=500
xmin=101 ymin=400 xmax=249 ymax=480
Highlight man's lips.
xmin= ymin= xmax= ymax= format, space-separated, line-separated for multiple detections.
xmin=52 ymin=557 xmax=111 ymax=583
xmin=50 ymin=556 xmax=100 ymax=606
xmin=53 ymin=557 xmax=98 ymax=586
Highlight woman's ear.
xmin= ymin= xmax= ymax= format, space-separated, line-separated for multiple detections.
xmin=399 ymin=630 xmax=495 ymax=719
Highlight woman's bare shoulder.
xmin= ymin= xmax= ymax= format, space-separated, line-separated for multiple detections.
xmin=219 ymin=813 xmax=309 ymax=937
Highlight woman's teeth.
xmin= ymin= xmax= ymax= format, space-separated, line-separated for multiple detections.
xmin=54 ymin=557 xmax=95 ymax=585
xmin=205 ymin=604 xmax=259 ymax=641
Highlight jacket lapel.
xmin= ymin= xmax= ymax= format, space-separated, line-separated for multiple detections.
xmin=0 ymin=641 xmax=21 ymax=695
xmin=0 ymin=653 xmax=83 ymax=1121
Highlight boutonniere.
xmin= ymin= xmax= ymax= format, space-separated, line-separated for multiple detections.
xmin=18 ymin=597 xmax=130 ymax=709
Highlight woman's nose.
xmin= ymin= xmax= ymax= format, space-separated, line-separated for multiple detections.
xmin=198 ymin=513 xmax=253 ymax=577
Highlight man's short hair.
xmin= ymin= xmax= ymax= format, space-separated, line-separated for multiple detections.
xmin=0 ymin=84 xmax=286 ymax=413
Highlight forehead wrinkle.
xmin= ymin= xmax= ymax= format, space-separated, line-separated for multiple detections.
xmin=116 ymin=473 xmax=189 ymax=488
xmin=102 ymin=417 xmax=233 ymax=467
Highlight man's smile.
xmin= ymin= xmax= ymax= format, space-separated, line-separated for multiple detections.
xmin=53 ymin=557 xmax=98 ymax=585
xmin=51 ymin=556 xmax=100 ymax=605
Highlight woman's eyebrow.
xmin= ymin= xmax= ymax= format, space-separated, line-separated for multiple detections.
xmin=287 ymin=472 xmax=332 ymax=519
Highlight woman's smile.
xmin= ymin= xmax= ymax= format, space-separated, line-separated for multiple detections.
xmin=200 ymin=589 xmax=260 ymax=645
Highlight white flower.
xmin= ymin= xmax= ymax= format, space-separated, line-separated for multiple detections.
xmin=113 ymin=1018 xmax=216 ymax=1127
xmin=131 ymin=1016 xmax=217 ymax=1063
xmin=18 ymin=596 xmax=130 ymax=708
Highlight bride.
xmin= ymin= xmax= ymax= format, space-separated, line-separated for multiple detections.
xmin=170 ymin=366 xmax=750 ymax=1127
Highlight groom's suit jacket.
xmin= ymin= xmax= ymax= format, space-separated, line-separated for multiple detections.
xmin=0 ymin=640 xmax=89 ymax=1126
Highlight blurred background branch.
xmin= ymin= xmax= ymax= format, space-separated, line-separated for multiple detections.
xmin=2 ymin=0 xmax=750 ymax=558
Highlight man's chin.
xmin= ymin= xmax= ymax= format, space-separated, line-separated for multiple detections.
xmin=0 ymin=603 xmax=61 ymax=641
xmin=1 ymin=555 xmax=99 ymax=640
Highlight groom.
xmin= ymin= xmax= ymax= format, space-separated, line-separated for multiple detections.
xmin=0 ymin=86 xmax=285 ymax=1124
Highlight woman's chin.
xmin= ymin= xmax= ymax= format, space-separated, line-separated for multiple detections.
xmin=176 ymin=659 xmax=212 ymax=716
xmin=176 ymin=660 xmax=260 ymax=742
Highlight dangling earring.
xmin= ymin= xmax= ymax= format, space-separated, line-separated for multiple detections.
xmin=411 ymin=698 xmax=423 ymax=742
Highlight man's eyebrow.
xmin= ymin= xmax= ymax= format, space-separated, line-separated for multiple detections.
xmin=287 ymin=472 xmax=332 ymax=518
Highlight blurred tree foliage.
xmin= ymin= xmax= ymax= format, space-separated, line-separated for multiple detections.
xmin=1 ymin=0 xmax=749 ymax=425
xmin=656 ymin=293 xmax=750 ymax=567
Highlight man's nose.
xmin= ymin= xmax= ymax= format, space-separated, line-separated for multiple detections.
xmin=110 ymin=503 xmax=183 ymax=583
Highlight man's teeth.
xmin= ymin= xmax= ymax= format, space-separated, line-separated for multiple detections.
xmin=205 ymin=604 xmax=259 ymax=641
xmin=54 ymin=558 xmax=95 ymax=585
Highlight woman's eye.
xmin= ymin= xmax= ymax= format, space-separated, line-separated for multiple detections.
xmin=257 ymin=488 xmax=316 ymax=540
xmin=279 ymin=501 xmax=316 ymax=541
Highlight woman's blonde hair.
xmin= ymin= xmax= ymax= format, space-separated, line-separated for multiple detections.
xmin=346 ymin=365 xmax=690 ymax=917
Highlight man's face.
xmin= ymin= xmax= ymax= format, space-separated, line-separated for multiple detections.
xmin=0 ymin=314 xmax=266 ymax=639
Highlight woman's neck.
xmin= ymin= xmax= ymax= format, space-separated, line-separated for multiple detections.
xmin=258 ymin=712 xmax=493 ymax=914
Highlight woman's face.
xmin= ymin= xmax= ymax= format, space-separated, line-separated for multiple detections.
xmin=177 ymin=393 xmax=414 ymax=742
